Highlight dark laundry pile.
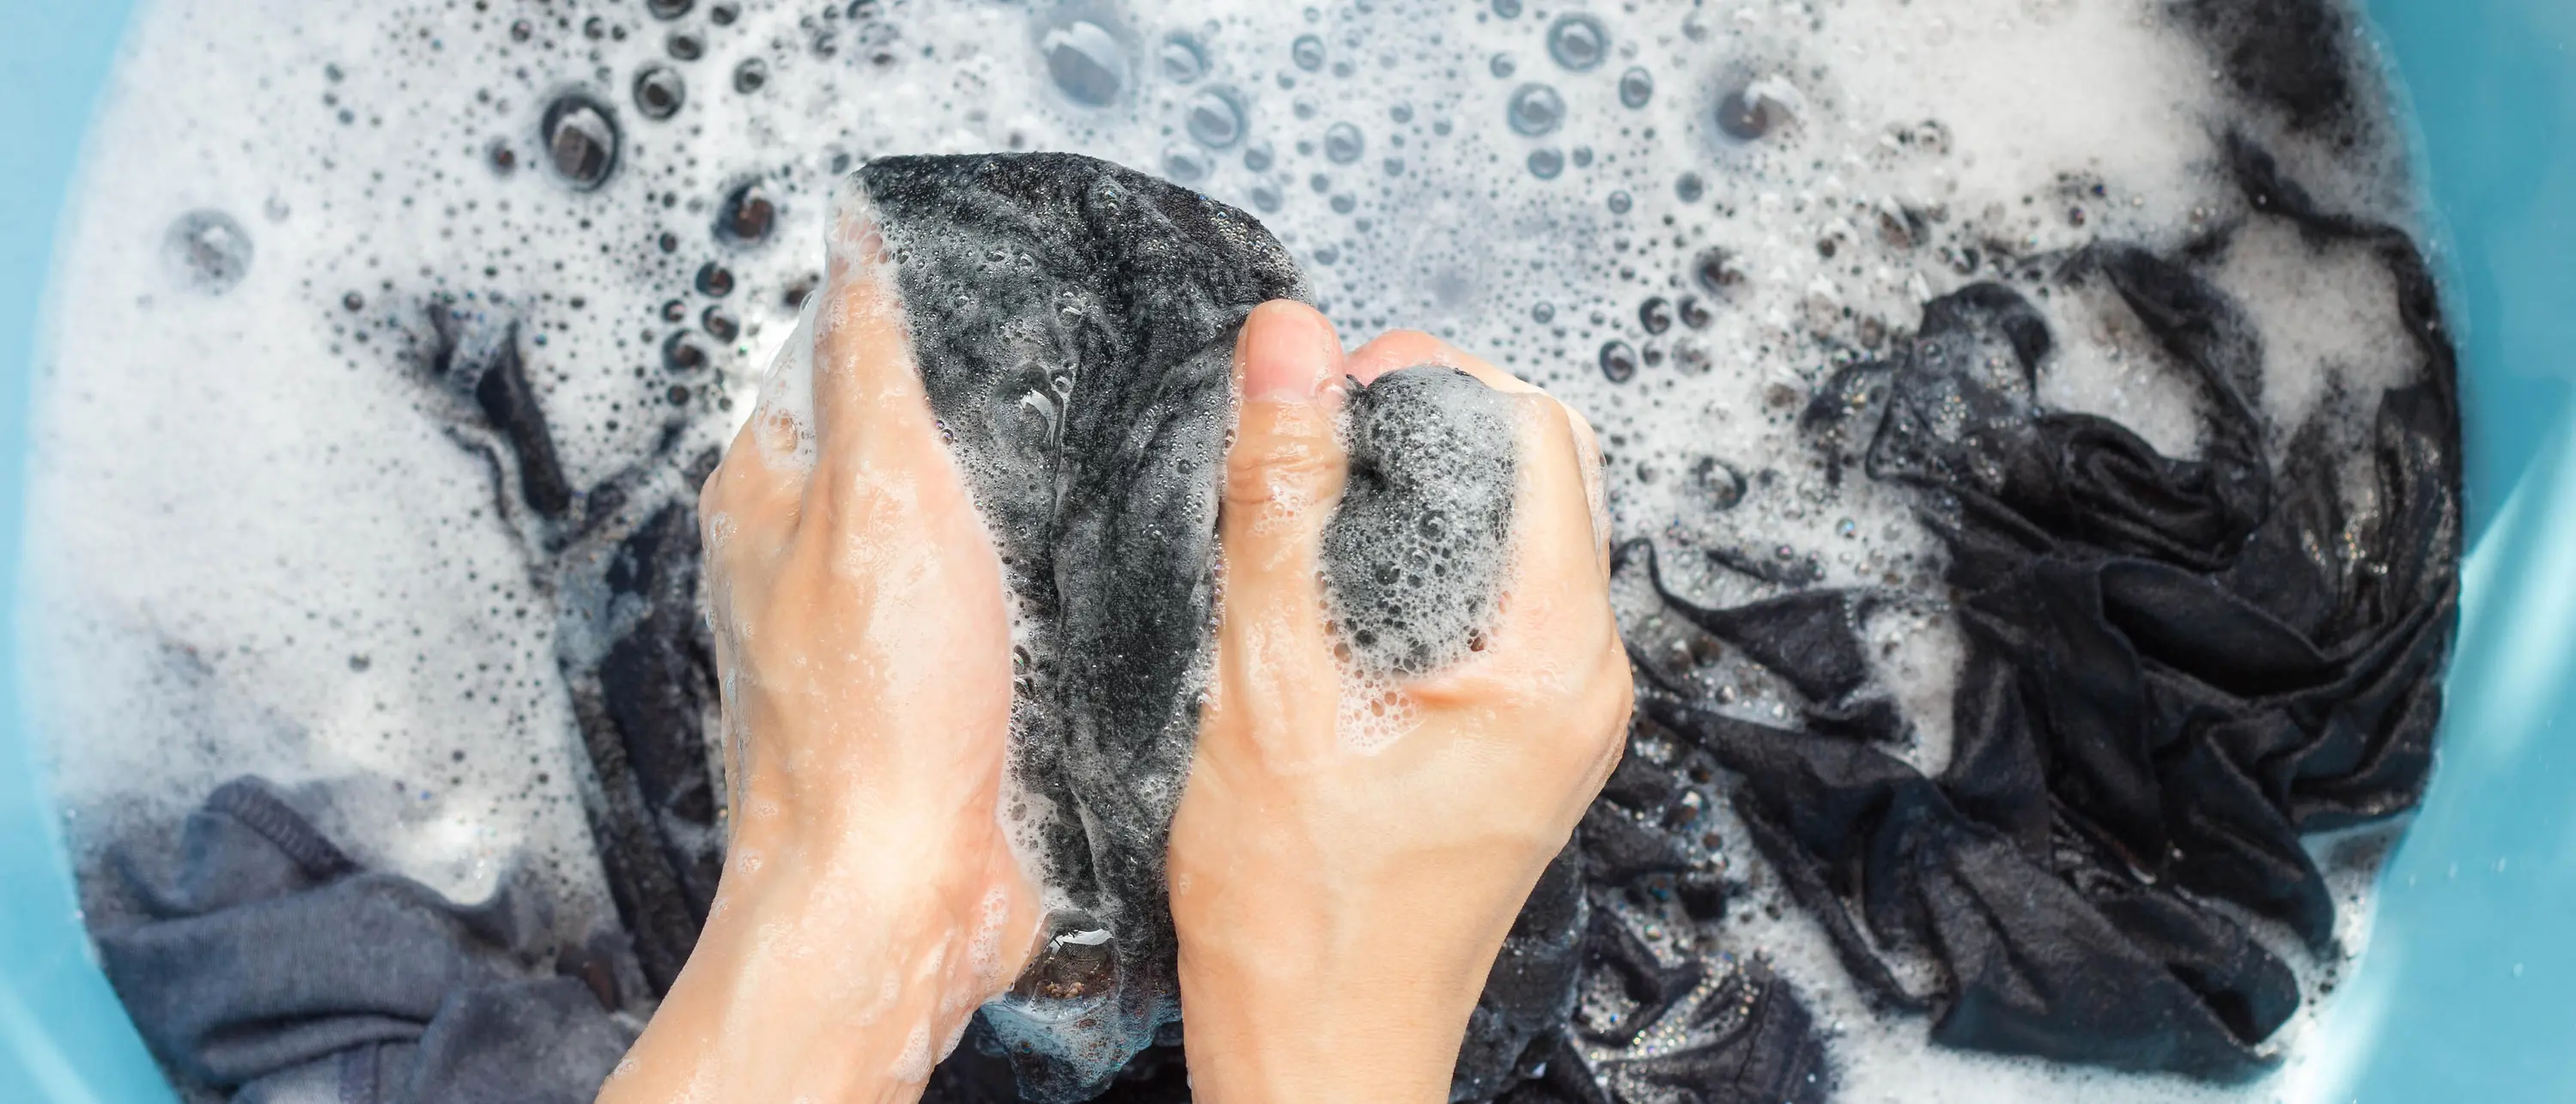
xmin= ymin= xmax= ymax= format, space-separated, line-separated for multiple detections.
xmin=1624 ymin=134 xmax=2460 ymax=1081
xmin=83 ymin=145 xmax=2450 ymax=1103
xmin=82 ymin=16 xmax=2447 ymax=1098
xmin=91 ymin=777 xmax=636 ymax=1104
xmin=80 ymin=151 xmax=1815 ymax=1104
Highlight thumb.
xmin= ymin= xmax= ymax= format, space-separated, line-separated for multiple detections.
xmin=1212 ymin=301 xmax=1348 ymax=744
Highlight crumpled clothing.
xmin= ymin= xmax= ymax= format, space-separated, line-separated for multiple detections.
xmin=1625 ymin=135 xmax=2459 ymax=1081
xmin=380 ymin=151 xmax=1826 ymax=1103
xmin=94 ymin=777 xmax=636 ymax=1104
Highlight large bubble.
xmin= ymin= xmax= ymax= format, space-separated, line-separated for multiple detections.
xmin=1546 ymin=14 xmax=1609 ymax=71
xmin=1042 ymin=21 xmax=1127 ymax=106
xmin=1324 ymin=122 xmax=1364 ymax=164
xmin=540 ymin=94 xmax=619 ymax=191
xmin=1184 ymin=88 xmax=1244 ymax=148
xmin=631 ymin=64 xmax=684 ymax=120
xmin=1157 ymin=36 xmax=1206 ymax=83
xmin=1506 ymin=82 xmax=1564 ymax=136
xmin=1619 ymin=66 xmax=1655 ymax=108
xmin=163 ymin=209 xmax=251 ymax=293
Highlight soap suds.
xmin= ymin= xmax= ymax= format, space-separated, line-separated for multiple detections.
xmin=27 ymin=0 xmax=2426 ymax=1099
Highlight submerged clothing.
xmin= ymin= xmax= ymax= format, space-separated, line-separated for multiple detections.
xmin=85 ymin=107 xmax=2448 ymax=1101
xmin=390 ymin=152 xmax=1828 ymax=1103
xmin=1626 ymin=134 xmax=2460 ymax=1080
xmin=94 ymin=777 xmax=635 ymax=1104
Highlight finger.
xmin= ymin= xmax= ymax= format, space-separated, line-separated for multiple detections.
xmin=1211 ymin=300 xmax=1349 ymax=756
xmin=810 ymin=186 xmax=939 ymax=472
xmin=1467 ymin=393 xmax=1621 ymax=701
xmin=702 ymin=331 xmax=816 ymax=591
xmin=1343 ymin=330 xmax=1540 ymax=393
xmin=1562 ymin=404 xmax=1611 ymax=576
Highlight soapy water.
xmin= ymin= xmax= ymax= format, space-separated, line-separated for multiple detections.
xmin=23 ymin=0 xmax=2428 ymax=1100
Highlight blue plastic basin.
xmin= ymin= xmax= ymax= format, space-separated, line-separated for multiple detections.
xmin=2 ymin=1 xmax=2569 ymax=1099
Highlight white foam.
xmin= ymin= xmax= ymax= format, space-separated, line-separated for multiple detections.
xmin=27 ymin=0 xmax=2425 ymax=1097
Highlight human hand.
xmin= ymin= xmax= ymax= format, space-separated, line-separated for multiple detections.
xmin=1166 ymin=304 xmax=1631 ymax=1104
xmin=598 ymin=195 xmax=1040 ymax=1104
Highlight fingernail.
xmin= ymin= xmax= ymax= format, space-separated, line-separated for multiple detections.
xmin=1241 ymin=301 xmax=1343 ymax=402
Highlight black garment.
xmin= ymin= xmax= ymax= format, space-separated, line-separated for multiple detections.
xmin=408 ymin=299 xmax=726 ymax=999
xmin=94 ymin=777 xmax=635 ymax=1104
xmin=375 ymin=153 xmax=1828 ymax=1103
xmin=1628 ymin=138 xmax=2459 ymax=1080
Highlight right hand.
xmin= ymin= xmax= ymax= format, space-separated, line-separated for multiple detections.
xmin=1166 ymin=303 xmax=1631 ymax=1104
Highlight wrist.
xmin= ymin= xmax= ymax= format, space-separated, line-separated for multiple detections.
xmin=1175 ymin=895 xmax=1495 ymax=1104
xmin=598 ymin=804 xmax=1031 ymax=1103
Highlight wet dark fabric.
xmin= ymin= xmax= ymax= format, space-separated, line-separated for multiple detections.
xmin=1628 ymin=140 xmax=2460 ymax=1080
xmin=94 ymin=777 xmax=635 ymax=1104
xmin=855 ymin=153 xmax=1303 ymax=1100
xmin=375 ymin=153 xmax=1828 ymax=1103
xmin=411 ymin=298 xmax=726 ymax=998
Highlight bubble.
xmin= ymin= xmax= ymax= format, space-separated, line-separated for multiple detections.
xmin=1619 ymin=66 xmax=1655 ymax=108
xmin=709 ymin=2 xmax=739 ymax=26
xmin=1639 ymin=296 xmax=1673 ymax=334
xmin=1673 ymin=337 xmax=1712 ymax=375
xmin=663 ymin=330 xmax=713 ymax=373
xmin=1249 ymin=181 xmax=1284 ymax=213
xmin=714 ymin=179 xmax=777 ymax=245
xmin=1043 ymin=21 xmax=1127 ymax=106
xmin=1163 ymin=145 xmax=1213 ymax=184
xmin=1291 ymin=33 xmax=1326 ymax=72
xmin=1607 ymin=191 xmax=1633 ymax=215
xmin=1184 ymin=88 xmax=1245 ymax=149
xmin=486 ymin=139 xmax=517 ymax=176
xmin=1679 ymin=295 xmax=1712 ymax=329
xmin=163 ymin=209 xmax=251 ymax=293
xmin=1489 ymin=53 xmax=1516 ymax=79
xmin=1390 ymin=103 xmax=1413 ymax=124
xmin=661 ymin=299 xmax=688 ymax=323
xmin=1505 ymin=82 xmax=1564 ymax=136
xmin=1329 ymin=193 xmax=1358 ymax=214
xmin=1693 ymin=456 xmax=1747 ymax=508
xmin=667 ymin=31 xmax=706 ymax=62
xmin=1546 ymin=14 xmax=1608 ymax=71
xmin=1532 ymin=302 xmax=1555 ymax=324
xmin=1692 ymin=247 xmax=1745 ymax=295
xmin=341 ymin=291 xmax=364 ymax=312
xmin=540 ymin=95 xmax=619 ymax=191
xmin=1716 ymin=87 xmax=1774 ymax=140
xmin=1382 ymin=156 xmax=1405 ymax=177
xmin=647 ymin=0 xmax=693 ymax=18
xmin=732 ymin=58 xmax=769 ymax=94
xmin=632 ymin=64 xmax=685 ymax=120
xmin=1158 ymin=37 xmax=1206 ymax=83
xmin=1242 ymin=142 xmax=1275 ymax=172
xmin=1526 ymin=147 xmax=1564 ymax=179
xmin=696 ymin=261 xmax=735 ymax=297
xmin=1493 ymin=0 xmax=1524 ymax=15
xmin=702 ymin=305 xmax=741 ymax=342
xmin=1675 ymin=172 xmax=1706 ymax=203
xmin=1599 ymin=339 xmax=1638 ymax=383
xmin=1571 ymin=146 xmax=1593 ymax=167
xmin=1324 ymin=122 xmax=1364 ymax=164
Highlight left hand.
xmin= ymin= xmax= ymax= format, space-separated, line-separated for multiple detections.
xmin=598 ymin=192 xmax=1042 ymax=1104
